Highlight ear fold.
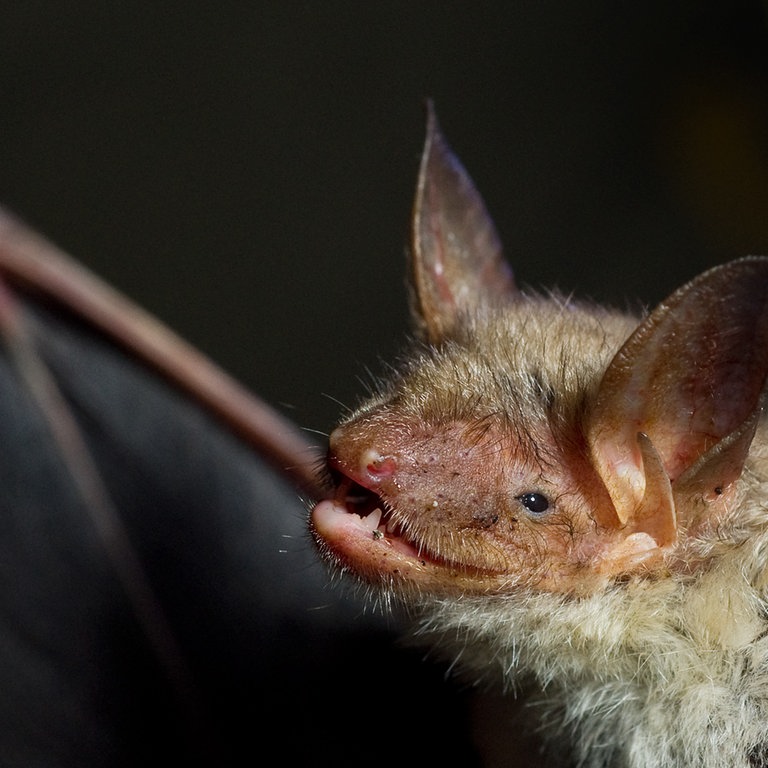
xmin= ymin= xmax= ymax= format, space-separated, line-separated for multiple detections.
xmin=410 ymin=102 xmax=518 ymax=344
xmin=587 ymin=257 xmax=768 ymax=546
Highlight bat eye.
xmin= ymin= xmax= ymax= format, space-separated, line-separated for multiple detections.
xmin=517 ymin=492 xmax=550 ymax=516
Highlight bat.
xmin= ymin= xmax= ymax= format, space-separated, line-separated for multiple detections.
xmin=0 ymin=208 xmax=485 ymax=763
xmin=311 ymin=102 xmax=768 ymax=768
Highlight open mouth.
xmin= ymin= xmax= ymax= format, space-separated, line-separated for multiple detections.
xmin=315 ymin=471 xmax=423 ymax=560
xmin=337 ymin=477 xmax=388 ymax=531
xmin=310 ymin=466 xmax=504 ymax=592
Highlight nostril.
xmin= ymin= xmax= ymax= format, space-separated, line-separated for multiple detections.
xmin=361 ymin=449 xmax=397 ymax=479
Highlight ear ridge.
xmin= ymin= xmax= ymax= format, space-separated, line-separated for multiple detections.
xmin=632 ymin=433 xmax=677 ymax=546
xmin=673 ymin=408 xmax=762 ymax=503
xmin=410 ymin=101 xmax=517 ymax=344
xmin=590 ymin=433 xmax=676 ymax=576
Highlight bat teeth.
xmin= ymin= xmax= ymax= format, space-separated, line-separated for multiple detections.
xmin=360 ymin=507 xmax=383 ymax=531
xmin=384 ymin=516 xmax=400 ymax=535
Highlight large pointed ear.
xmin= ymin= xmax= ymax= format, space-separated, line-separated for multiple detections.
xmin=587 ymin=257 xmax=768 ymax=544
xmin=410 ymin=102 xmax=518 ymax=344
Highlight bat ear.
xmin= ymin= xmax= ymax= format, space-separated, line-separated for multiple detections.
xmin=587 ymin=257 xmax=768 ymax=558
xmin=410 ymin=101 xmax=518 ymax=344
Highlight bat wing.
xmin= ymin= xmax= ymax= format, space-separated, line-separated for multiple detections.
xmin=0 ymin=208 xmax=484 ymax=767
xmin=0 ymin=206 xmax=321 ymax=499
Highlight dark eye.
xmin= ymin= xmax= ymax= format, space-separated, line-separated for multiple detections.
xmin=517 ymin=492 xmax=550 ymax=515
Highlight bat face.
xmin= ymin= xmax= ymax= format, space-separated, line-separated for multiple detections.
xmin=310 ymin=103 xmax=768 ymax=602
xmin=312 ymin=297 xmax=639 ymax=596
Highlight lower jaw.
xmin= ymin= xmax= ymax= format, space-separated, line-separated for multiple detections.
xmin=310 ymin=498 xmax=510 ymax=595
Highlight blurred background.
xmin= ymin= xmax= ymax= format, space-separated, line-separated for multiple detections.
xmin=1 ymin=1 xmax=768 ymax=438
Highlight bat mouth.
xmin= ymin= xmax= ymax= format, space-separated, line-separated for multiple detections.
xmin=320 ymin=473 xmax=423 ymax=560
xmin=310 ymin=468 xmax=501 ymax=592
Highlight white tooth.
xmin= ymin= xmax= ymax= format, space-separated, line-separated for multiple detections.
xmin=360 ymin=507 xmax=382 ymax=531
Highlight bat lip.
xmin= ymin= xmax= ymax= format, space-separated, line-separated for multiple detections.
xmin=312 ymin=455 xmax=518 ymax=593
xmin=318 ymin=462 xmax=422 ymax=555
xmin=310 ymin=490 xmax=507 ymax=593
xmin=310 ymin=479 xmax=425 ymax=568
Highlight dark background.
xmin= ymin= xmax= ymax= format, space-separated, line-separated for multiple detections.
xmin=2 ymin=1 xmax=768 ymax=438
xmin=1 ymin=5 xmax=768 ymax=766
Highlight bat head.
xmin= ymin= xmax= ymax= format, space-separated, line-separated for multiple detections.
xmin=311 ymin=103 xmax=768 ymax=599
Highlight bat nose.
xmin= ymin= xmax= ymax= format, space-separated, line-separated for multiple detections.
xmin=327 ymin=424 xmax=398 ymax=488
xmin=360 ymin=448 xmax=397 ymax=478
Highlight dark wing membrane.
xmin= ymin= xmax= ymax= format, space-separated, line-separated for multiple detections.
xmin=0 ymin=212 xmax=484 ymax=767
